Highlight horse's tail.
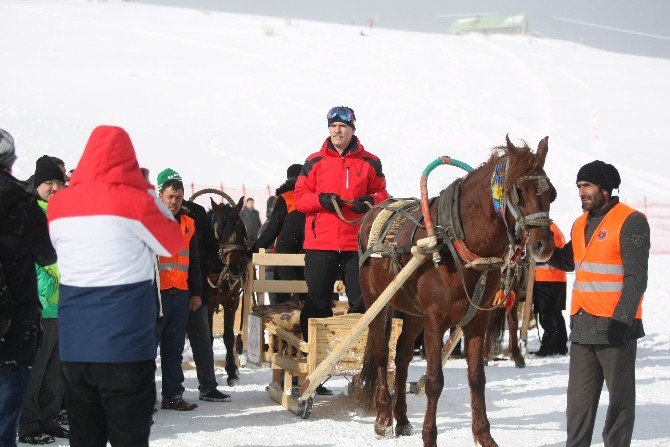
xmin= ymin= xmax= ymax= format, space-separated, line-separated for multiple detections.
xmin=359 ymin=303 xmax=393 ymax=411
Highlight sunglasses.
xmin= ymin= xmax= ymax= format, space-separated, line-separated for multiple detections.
xmin=327 ymin=106 xmax=355 ymax=123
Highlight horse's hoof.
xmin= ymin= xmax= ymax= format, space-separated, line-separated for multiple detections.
xmin=374 ymin=423 xmax=394 ymax=439
xmin=395 ymin=423 xmax=413 ymax=436
xmin=227 ymin=377 xmax=240 ymax=387
xmin=514 ymin=357 xmax=526 ymax=369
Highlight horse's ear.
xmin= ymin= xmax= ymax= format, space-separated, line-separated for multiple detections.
xmin=536 ymin=136 xmax=549 ymax=168
xmin=505 ymin=134 xmax=515 ymax=151
xmin=210 ymin=197 xmax=219 ymax=211
xmin=235 ymin=196 xmax=245 ymax=213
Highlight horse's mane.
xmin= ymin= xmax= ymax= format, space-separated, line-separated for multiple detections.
xmin=484 ymin=140 xmax=543 ymax=191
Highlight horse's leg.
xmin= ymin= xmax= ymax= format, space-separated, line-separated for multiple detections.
xmin=370 ymin=308 xmax=394 ymax=438
xmin=421 ymin=310 xmax=447 ymax=447
xmin=507 ymin=302 xmax=525 ymax=368
xmin=463 ymin=315 xmax=498 ymax=447
xmin=222 ymin=290 xmax=240 ymax=386
xmin=394 ymin=314 xmax=424 ymax=436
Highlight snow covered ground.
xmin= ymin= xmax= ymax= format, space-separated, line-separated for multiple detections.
xmin=1 ymin=0 xmax=669 ymax=445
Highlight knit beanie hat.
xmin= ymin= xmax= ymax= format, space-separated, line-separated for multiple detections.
xmin=286 ymin=163 xmax=302 ymax=180
xmin=33 ymin=155 xmax=65 ymax=187
xmin=157 ymin=168 xmax=182 ymax=192
xmin=576 ymin=160 xmax=621 ymax=194
xmin=0 ymin=128 xmax=17 ymax=169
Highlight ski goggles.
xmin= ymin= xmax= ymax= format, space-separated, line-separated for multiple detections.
xmin=326 ymin=106 xmax=356 ymax=124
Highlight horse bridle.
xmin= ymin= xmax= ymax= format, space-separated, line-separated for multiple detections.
xmin=499 ymin=158 xmax=553 ymax=245
xmin=212 ymin=221 xmax=249 ymax=292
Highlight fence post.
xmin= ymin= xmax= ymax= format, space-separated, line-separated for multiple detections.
xmin=191 ymin=182 xmax=195 ymax=197
xmin=243 ymin=184 xmax=247 ymax=198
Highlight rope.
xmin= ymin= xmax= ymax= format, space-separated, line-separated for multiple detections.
xmin=331 ymin=197 xmax=372 ymax=225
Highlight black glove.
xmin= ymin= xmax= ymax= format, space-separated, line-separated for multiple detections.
xmin=607 ymin=319 xmax=629 ymax=347
xmin=319 ymin=193 xmax=342 ymax=212
xmin=351 ymin=195 xmax=374 ymax=214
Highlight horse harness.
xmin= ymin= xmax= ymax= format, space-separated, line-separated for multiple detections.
xmin=358 ymin=156 xmax=552 ymax=327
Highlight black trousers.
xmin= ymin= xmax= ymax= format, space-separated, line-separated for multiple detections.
xmin=301 ymin=250 xmax=362 ymax=341
xmin=566 ymin=341 xmax=637 ymax=447
xmin=61 ymin=360 xmax=156 ymax=447
xmin=533 ymin=281 xmax=568 ymax=352
xmin=19 ymin=318 xmax=64 ymax=436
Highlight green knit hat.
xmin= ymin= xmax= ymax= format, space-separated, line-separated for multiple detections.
xmin=157 ymin=168 xmax=182 ymax=192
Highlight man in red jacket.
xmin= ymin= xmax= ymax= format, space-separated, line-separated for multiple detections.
xmin=294 ymin=106 xmax=389 ymax=357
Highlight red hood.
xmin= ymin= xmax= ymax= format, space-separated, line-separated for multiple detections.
xmin=69 ymin=126 xmax=150 ymax=191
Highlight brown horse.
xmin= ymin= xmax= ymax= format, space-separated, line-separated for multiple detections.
xmin=207 ymin=197 xmax=249 ymax=386
xmin=358 ymin=137 xmax=555 ymax=447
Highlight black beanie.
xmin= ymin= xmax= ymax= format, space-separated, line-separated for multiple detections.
xmin=286 ymin=163 xmax=302 ymax=180
xmin=34 ymin=155 xmax=65 ymax=187
xmin=576 ymin=160 xmax=621 ymax=194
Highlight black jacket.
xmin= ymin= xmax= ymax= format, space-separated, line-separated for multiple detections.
xmin=0 ymin=170 xmax=57 ymax=366
xmin=254 ymin=179 xmax=305 ymax=255
xmin=183 ymin=200 xmax=218 ymax=303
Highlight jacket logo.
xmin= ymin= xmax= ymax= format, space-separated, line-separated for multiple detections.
xmin=185 ymin=227 xmax=190 ymax=234
xmin=632 ymin=235 xmax=644 ymax=248
xmin=356 ymin=171 xmax=361 ymax=177
xmin=597 ymin=229 xmax=607 ymax=241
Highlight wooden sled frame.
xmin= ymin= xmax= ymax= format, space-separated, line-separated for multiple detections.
xmin=243 ymin=240 xmax=437 ymax=418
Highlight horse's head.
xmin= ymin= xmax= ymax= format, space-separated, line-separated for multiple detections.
xmin=210 ymin=196 xmax=248 ymax=281
xmin=496 ymin=136 xmax=556 ymax=262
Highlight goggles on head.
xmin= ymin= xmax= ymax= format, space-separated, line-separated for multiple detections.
xmin=327 ymin=106 xmax=356 ymax=124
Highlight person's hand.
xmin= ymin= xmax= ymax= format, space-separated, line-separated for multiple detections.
xmin=607 ymin=319 xmax=629 ymax=347
xmin=351 ymin=195 xmax=374 ymax=214
xmin=319 ymin=193 xmax=343 ymax=212
xmin=189 ymin=296 xmax=202 ymax=311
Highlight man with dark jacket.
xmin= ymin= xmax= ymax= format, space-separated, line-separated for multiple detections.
xmin=0 ymin=129 xmax=58 ymax=447
xmin=157 ymin=176 xmax=203 ymax=411
xmin=156 ymin=169 xmax=230 ymax=403
xmin=549 ymin=160 xmax=649 ymax=447
xmin=19 ymin=156 xmax=68 ymax=444
xmin=253 ymin=164 xmax=305 ymax=304
xmin=239 ymin=198 xmax=261 ymax=242
xmin=295 ymin=106 xmax=389 ymax=345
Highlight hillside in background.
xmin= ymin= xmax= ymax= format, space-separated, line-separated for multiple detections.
xmin=1 ymin=0 xmax=668 ymax=250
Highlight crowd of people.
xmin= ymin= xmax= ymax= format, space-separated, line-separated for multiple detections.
xmin=0 ymin=106 xmax=649 ymax=447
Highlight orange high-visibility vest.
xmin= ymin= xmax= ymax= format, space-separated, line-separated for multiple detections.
xmin=534 ymin=223 xmax=567 ymax=283
xmin=281 ymin=190 xmax=296 ymax=213
xmin=570 ymin=202 xmax=643 ymax=318
xmin=159 ymin=214 xmax=195 ymax=291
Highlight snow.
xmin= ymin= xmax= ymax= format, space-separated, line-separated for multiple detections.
xmin=1 ymin=0 xmax=669 ymax=445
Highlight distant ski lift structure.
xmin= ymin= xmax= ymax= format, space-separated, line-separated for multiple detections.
xmin=445 ymin=13 xmax=528 ymax=35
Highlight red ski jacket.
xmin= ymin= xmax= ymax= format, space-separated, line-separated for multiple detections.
xmin=295 ymin=136 xmax=389 ymax=252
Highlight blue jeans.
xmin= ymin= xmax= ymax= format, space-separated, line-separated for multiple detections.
xmin=159 ymin=290 xmax=189 ymax=400
xmin=0 ymin=366 xmax=31 ymax=447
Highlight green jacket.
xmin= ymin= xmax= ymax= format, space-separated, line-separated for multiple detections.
xmin=36 ymin=199 xmax=59 ymax=318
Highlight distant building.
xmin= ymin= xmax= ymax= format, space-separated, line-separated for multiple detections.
xmin=449 ymin=14 xmax=527 ymax=35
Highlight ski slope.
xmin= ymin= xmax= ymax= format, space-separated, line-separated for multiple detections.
xmin=1 ymin=1 xmax=668 ymax=445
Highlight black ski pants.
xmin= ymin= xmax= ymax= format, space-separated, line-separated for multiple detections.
xmin=301 ymin=250 xmax=362 ymax=341
xmin=61 ymin=360 xmax=155 ymax=447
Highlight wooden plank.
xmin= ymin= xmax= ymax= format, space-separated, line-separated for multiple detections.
xmin=267 ymin=383 xmax=302 ymax=416
xmin=274 ymin=355 xmax=310 ymax=375
xmin=240 ymin=262 xmax=255 ymax=351
xmin=247 ymin=314 xmax=264 ymax=367
xmin=273 ymin=326 xmax=310 ymax=353
xmin=252 ymin=280 xmax=309 ymax=293
xmin=299 ymin=245 xmax=429 ymax=400
xmin=253 ymin=251 xmax=306 ymax=266
xmin=520 ymin=261 xmax=536 ymax=342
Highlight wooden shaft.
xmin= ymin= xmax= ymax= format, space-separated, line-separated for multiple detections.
xmin=520 ymin=261 xmax=536 ymax=340
xmin=299 ymin=246 xmax=429 ymax=400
